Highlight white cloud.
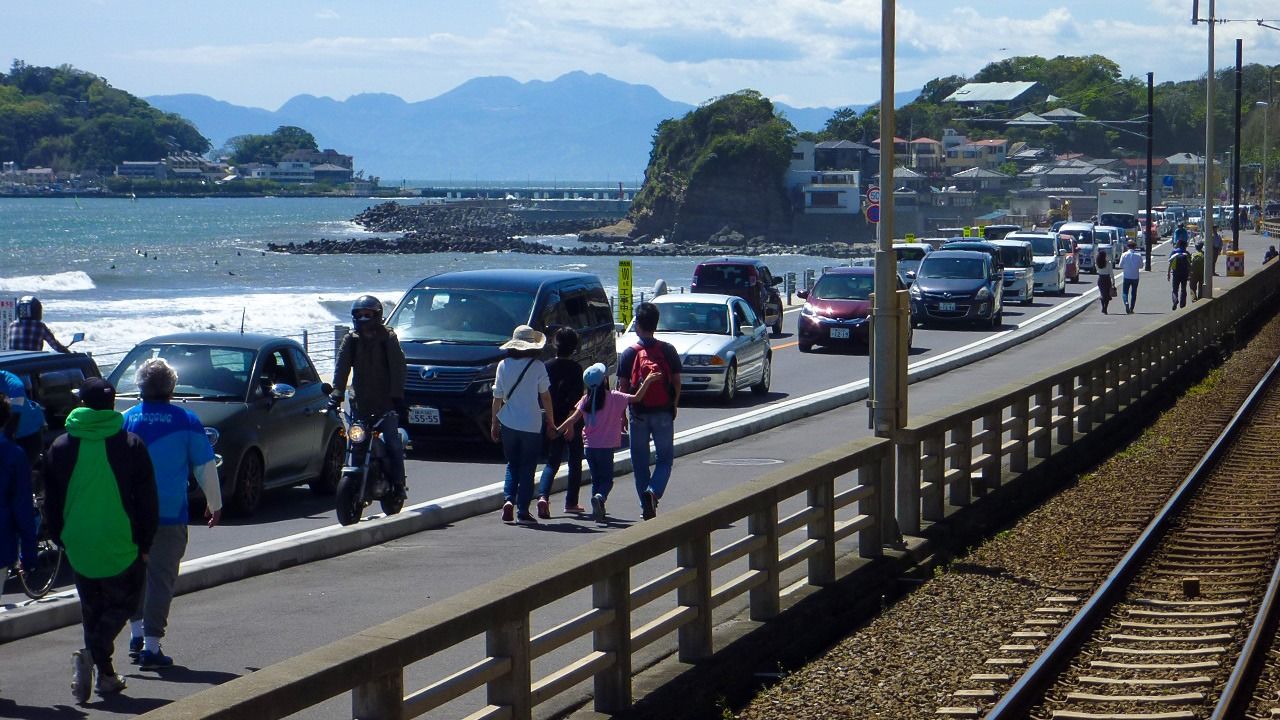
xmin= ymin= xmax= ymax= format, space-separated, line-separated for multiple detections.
xmin=315 ymin=9 xmax=339 ymax=21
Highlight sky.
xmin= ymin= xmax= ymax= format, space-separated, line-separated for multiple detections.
xmin=6 ymin=0 xmax=1280 ymax=111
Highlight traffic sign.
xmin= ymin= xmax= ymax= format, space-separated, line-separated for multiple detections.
xmin=865 ymin=202 xmax=880 ymax=223
xmin=867 ymin=185 xmax=881 ymax=204
xmin=618 ymin=260 xmax=633 ymax=327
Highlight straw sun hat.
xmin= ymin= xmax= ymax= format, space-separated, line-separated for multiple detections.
xmin=500 ymin=325 xmax=546 ymax=351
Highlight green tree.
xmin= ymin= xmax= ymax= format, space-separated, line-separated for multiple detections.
xmin=226 ymin=126 xmax=319 ymax=165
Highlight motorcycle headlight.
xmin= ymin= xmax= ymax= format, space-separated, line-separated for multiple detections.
xmin=348 ymin=424 xmax=367 ymax=445
xmin=203 ymin=427 xmax=220 ymax=447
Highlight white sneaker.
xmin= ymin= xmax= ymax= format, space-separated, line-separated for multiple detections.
xmin=71 ymin=649 xmax=94 ymax=703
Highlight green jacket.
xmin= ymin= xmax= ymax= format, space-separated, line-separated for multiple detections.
xmin=43 ymin=407 xmax=158 ymax=579
xmin=1190 ymin=251 xmax=1205 ymax=277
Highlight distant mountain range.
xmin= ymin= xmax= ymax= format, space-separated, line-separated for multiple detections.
xmin=146 ymin=72 xmax=919 ymax=181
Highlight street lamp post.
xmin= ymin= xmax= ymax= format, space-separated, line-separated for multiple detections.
xmin=1261 ymin=100 xmax=1270 ymax=221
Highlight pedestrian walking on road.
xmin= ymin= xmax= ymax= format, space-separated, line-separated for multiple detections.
xmin=1118 ymin=240 xmax=1144 ymax=314
xmin=1190 ymin=242 xmax=1206 ymax=301
xmin=491 ymin=325 xmax=556 ymax=524
xmin=1212 ymin=228 xmax=1223 ymax=276
xmin=1168 ymin=239 xmax=1191 ymax=310
xmin=537 ymin=329 xmax=585 ymax=518
xmin=1096 ymin=251 xmax=1114 ymax=314
xmin=0 ymin=396 xmax=38 ymax=606
xmin=618 ymin=302 xmax=682 ymax=520
xmin=557 ymin=363 xmax=662 ymax=524
xmin=42 ymin=378 xmax=157 ymax=703
xmin=121 ymin=358 xmax=222 ymax=671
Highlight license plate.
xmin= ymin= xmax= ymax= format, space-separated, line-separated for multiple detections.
xmin=408 ymin=405 xmax=441 ymax=425
xmin=939 ymin=302 xmax=956 ymax=311
xmin=829 ymin=327 xmax=850 ymax=339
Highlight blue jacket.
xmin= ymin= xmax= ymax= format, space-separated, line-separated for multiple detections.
xmin=122 ymin=402 xmax=215 ymax=525
xmin=1 ymin=370 xmax=45 ymax=440
xmin=0 ymin=436 xmax=38 ymax=570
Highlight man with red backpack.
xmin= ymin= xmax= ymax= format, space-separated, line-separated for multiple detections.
xmin=618 ymin=302 xmax=682 ymax=520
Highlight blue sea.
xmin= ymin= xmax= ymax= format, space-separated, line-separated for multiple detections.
xmin=0 ymin=197 xmax=847 ymax=372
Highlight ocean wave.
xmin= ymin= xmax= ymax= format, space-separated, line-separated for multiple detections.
xmin=0 ymin=270 xmax=96 ymax=293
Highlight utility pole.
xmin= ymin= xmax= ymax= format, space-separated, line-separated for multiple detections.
xmin=1146 ymin=72 xmax=1154 ymax=271
xmin=1232 ymin=39 xmax=1242 ymax=251
xmin=1201 ymin=0 xmax=1216 ymax=299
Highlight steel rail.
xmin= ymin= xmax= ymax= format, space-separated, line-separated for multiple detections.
xmin=985 ymin=350 xmax=1280 ymax=719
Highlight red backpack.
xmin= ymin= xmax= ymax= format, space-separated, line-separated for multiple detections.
xmin=630 ymin=342 xmax=673 ymax=409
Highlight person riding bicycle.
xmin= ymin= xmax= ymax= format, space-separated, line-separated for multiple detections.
xmin=331 ymin=295 xmax=408 ymax=500
xmin=0 ymin=396 xmax=38 ymax=595
xmin=7 ymin=296 xmax=70 ymax=353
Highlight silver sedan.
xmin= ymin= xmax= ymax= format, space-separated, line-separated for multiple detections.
xmin=618 ymin=293 xmax=772 ymax=402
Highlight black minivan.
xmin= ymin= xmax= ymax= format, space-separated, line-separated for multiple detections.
xmin=386 ymin=269 xmax=617 ymax=441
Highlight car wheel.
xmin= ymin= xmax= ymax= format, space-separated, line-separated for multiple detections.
xmin=751 ymin=354 xmax=771 ymax=395
xmin=993 ymin=309 xmax=1003 ymax=328
xmin=798 ymin=342 xmax=813 ymax=353
xmin=309 ymin=431 xmax=342 ymax=496
xmin=720 ymin=363 xmax=738 ymax=402
xmin=771 ymin=318 xmax=783 ymax=336
xmin=906 ymin=324 xmax=913 ymax=350
xmin=230 ymin=450 xmax=265 ymax=516
xmin=335 ymin=473 xmax=362 ymax=526
xmin=1058 ymin=278 xmax=1066 ymax=295
xmin=1023 ymin=291 xmax=1033 ymax=306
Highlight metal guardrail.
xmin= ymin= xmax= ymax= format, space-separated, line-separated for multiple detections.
xmin=144 ymin=261 xmax=1280 ymax=720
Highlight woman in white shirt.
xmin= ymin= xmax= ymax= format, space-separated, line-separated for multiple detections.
xmin=490 ymin=325 xmax=557 ymax=524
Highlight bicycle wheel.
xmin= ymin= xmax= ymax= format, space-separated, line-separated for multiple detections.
xmin=20 ymin=539 xmax=63 ymax=599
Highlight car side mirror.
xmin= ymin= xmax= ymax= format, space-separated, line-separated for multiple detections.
xmin=906 ymin=270 xmax=916 ymax=280
xmin=69 ymin=332 xmax=85 ymax=347
xmin=770 ymin=276 xmax=783 ymax=285
xmin=614 ymin=322 xmax=625 ymax=334
xmin=738 ymin=324 xmax=753 ymax=336
xmin=797 ymin=289 xmax=809 ymax=299
xmin=322 ymin=382 xmax=333 ymax=396
xmin=269 ymin=382 xmax=296 ymax=399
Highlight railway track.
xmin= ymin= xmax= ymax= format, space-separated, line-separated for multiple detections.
xmin=936 ymin=352 xmax=1280 ymax=720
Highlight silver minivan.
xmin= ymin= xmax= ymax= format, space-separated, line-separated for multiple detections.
xmin=991 ymin=238 xmax=1035 ymax=305
xmin=1007 ymin=231 xmax=1066 ymax=295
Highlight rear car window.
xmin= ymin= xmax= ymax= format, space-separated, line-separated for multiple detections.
xmin=696 ymin=265 xmax=753 ymax=288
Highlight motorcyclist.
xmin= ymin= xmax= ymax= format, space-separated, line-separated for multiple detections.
xmin=330 ymin=295 xmax=408 ymax=500
xmin=7 ymin=296 xmax=70 ymax=353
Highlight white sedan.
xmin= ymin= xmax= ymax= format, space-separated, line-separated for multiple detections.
xmin=618 ymin=293 xmax=771 ymax=402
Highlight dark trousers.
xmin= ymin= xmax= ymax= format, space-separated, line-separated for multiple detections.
xmin=1171 ymin=276 xmax=1188 ymax=308
xmin=538 ymin=431 xmax=584 ymax=508
xmin=75 ymin=558 xmax=145 ymax=673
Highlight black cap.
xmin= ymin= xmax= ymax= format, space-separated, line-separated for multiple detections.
xmin=78 ymin=378 xmax=116 ymax=410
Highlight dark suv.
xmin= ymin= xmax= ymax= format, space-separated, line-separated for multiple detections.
xmin=0 ymin=349 xmax=102 ymax=447
xmin=691 ymin=257 xmax=784 ymax=335
xmin=386 ymin=269 xmax=618 ymax=441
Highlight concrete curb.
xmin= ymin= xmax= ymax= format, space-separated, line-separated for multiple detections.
xmin=0 ymin=287 xmax=1097 ymax=643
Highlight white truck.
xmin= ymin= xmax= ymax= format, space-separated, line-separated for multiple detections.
xmin=1097 ymin=189 xmax=1141 ymax=246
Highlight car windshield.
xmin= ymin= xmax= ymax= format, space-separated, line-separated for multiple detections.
xmin=1029 ymin=237 xmax=1057 ymax=255
xmin=651 ymin=301 xmax=729 ymax=335
xmin=998 ymin=245 xmax=1032 ymax=267
xmin=696 ymin=264 xmax=756 ymax=288
xmin=389 ymin=288 xmax=537 ymax=344
xmin=112 ymin=344 xmax=255 ymax=400
xmin=894 ymin=247 xmax=927 ymax=262
xmin=812 ymin=273 xmax=873 ymax=300
xmin=918 ymin=257 xmax=985 ymax=279
xmin=1060 ymin=228 xmax=1094 ymax=244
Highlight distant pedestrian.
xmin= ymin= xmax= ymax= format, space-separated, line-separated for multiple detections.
xmin=537 ymin=328 xmax=585 ymax=518
xmin=1265 ymin=245 xmax=1279 ymax=264
xmin=556 ymin=363 xmax=662 ymax=524
xmin=491 ymin=325 xmax=556 ymax=524
xmin=1 ymin=369 xmax=46 ymax=465
xmin=1118 ymin=240 xmax=1144 ymax=314
xmin=43 ymin=378 xmax=158 ymax=702
xmin=618 ymin=302 xmax=682 ymax=520
xmin=1096 ymin=251 xmax=1114 ymax=314
xmin=1190 ymin=242 xmax=1206 ymax=301
xmin=1172 ymin=223 xmax=1190 ymax=249
xmin=1212 ymin=228 xmax=1223 ymax=275
xmin=121 ymin=359 xmax=223 ymax=671
xmin=0 ymin=395 xmax=38 ymax=606
xmin=1168 ymin=239 xmax=1191 ymax=309
xmin=6 ymin=296 xmax=70 ymax=353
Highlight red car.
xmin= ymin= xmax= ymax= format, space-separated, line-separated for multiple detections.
xmin=1058 ymin=234 xmax=1080 ymax=283
xmin=796 ymin=266 xmax=911 ymax=353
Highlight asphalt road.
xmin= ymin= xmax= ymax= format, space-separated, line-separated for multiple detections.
xmin=2 ymin=232 xmax=1267 ymax=718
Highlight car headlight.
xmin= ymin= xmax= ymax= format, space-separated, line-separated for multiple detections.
xmin=975 ymin=286 xmax=992 ymax=300
xmin=685 ymin=354 xmax=726 ymax=367
xmin=909 ymin=284 xmax=922 ymax=298
xmin=800 ymin=304 xmax=815 ymax=317
xmin=203 ymin=427 xmax=220 ymax=447
xmin=348 ymin=424 xmax=367 ymax=444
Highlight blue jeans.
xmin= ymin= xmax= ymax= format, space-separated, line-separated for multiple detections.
xmin=501 ymin=425 xmax=543 ymax=513
xmin=1122 ymin=278 xmax=1139 ymax=310
xmin=382 ymin=412 xmax=406 ymax=491
xmin=585 ymin=447 xmax=616 ymax=501
xmin=538 ymin=431 xmax=584 ymax=508
xmin=629 ymin=410 xmax=674 ymax=504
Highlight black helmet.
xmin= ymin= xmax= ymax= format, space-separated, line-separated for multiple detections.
xmin=351 ymin=295 xmax=383 ymax=320
xmin=16 ymin=296 xmax=42 ymax=321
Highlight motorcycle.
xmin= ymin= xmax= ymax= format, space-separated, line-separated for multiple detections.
xmin=334 ymin=406 xmax=408 ymax=526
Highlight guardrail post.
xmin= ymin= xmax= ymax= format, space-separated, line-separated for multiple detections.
xmin=593 ymin=570 xmax=632 ymax=712
xmin=896 ymin=437 xmax=922 ymax=535
xmin=862 ymin=457 xmax=885 ymax=557
xmin=353 ymin=670 xmax=404 ymax=720
xmin=949 ymin=420 xmax=972 ymax=507
xmin=486 ymin=616 xmax=532 ymax=720
xmin=677 ymin=535 xmax=713 ymax=663
xmin=806 ymin=479 xmax=836 ymax=584
xmin=980 ymin=410 xmax=1001 ymax=493
xmin=921 ymin=434 xmax=944 ymax=522
xmin=302 ymin=328 xmax=309 ymax=353
xmin=1055 ymin=377 xmax=1073 ymax=447
xmin=1010 ymin=395 xmax=1028 ymax=473
xmin=1103 ymin=356 xmax=1119 ymax=415
xmin=1033 ymin=387 xmax=1052 ymax=460
xmin=1090 ymin=361 xmax=1106 ymax=426
xmin=334 ymin=324 xmax=347 ymax=360
xmin=1075 ymin=370 xmax=1093 ymax=435
xmin=749 ymin=505 xmax=780 ymax=620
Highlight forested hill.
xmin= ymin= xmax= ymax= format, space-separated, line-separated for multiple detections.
xmin=0 ymin=61 xmax=209 ymax=173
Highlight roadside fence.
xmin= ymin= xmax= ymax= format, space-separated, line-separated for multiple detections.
xmin=146 ymin=262 xmax=1280 ymax=719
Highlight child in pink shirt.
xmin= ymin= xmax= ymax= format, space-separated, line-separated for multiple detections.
xmin=557 ymin=363 xmax=660 ymax=524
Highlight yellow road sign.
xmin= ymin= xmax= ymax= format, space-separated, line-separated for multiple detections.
xmin=619 ymin=259 xmax=633 ymax=327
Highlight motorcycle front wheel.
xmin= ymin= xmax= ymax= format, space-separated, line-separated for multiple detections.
xmin=335 ymin=474 xmax=363 ymax=526
xmin=380 ymin=495 xmax=404 ymax=516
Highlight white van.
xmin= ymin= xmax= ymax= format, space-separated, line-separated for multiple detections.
xmin=1007 ymin=231 xmax=1066 ymax=295
xmin=991 ymin=238 xmax=1035 ymax=305
xmin=1058 ymin=222 xmax=1097 ymax=273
